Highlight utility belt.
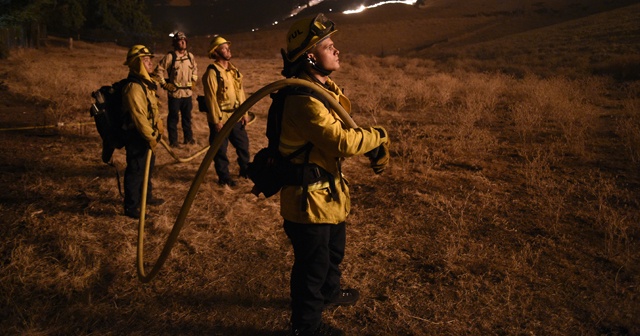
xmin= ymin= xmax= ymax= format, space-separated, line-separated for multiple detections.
xmin=283 ymin=163 xmax=329 ymax=186
xmin=285 ymin=163 xmax=339 ymax=210
xmin=164 ymin=78 xmax=193 ymax=89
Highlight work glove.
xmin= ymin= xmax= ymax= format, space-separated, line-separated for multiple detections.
xmin=241 ymin=113 xmax=252 ymax=125
xmin=162 ymin=82 xmax=177 ymax=92
xmin=157 ymin=118 xmax=164 ymax=136
xmin=149 ymin=138 xmax=158 ymax=150
xmin=149 ymin=132 xmax=161 ymax=150
xmin=364 ymin=127 xmax=390 ymax=174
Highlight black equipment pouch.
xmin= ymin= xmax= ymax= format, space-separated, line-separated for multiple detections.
xmin=298 ymin=162 xmax=337 ymax=211
xmin=248 ymin=143 xmax=313 ymax=198
xmin=196 ymin=95 xmax=208 ymax=112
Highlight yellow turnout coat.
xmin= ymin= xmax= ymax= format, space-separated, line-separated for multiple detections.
xmin=279 ymin=73 xmax=386 ymax=224
xmin=202 ymin=61 xmax=246 ymax=125
xmin=122 ymin=74 xmax=163 ymax=149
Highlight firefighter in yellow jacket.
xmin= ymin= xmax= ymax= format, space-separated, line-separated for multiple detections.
xmin=122 ymin=45 xmax=165 ymax=219
xmin=279 ymin=14 xmax=390 ymax=336
xmin=202 ymin=35 xmax=251 ymax=187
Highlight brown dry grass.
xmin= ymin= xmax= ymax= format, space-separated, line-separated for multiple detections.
xmin=1 ymin=2 xmax=639 ymax=335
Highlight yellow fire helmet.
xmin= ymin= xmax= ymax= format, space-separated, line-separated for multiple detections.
xmin=123 ymin=45 xmax=154 ymax=66
xmin=208 ymin=35 xmax=230 ymax=58
xmin=285 ymin=13 xmax=337 ymax=62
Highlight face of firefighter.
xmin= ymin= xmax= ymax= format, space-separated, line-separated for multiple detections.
xmin=141 ymin=56 xmax=154 ymax=74
xmin=175 ymin=39 xmax=187 ymax=51
xmin=216 ymin=43 xmax=232 ymax=61
xmin=309 ymin=37 xmax=339 ymax=73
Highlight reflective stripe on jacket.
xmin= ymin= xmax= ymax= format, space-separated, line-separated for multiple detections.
xmin=202 ymin=61 xmax=246 ymax=124
xmin=154 ymin=51 xmax=198 ymax=98
xmin=279 ymin=73 xmax=386 ymax=224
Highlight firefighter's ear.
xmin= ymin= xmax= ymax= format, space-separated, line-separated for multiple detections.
xmin=305 ymin=53 xmax=316 ymax=66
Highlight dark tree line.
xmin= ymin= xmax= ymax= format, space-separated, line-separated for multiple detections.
xmin=0 ymin=0 xmax=154 ymax=42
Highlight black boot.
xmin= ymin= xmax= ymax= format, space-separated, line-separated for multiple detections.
xmin=324 ymin=288 xmax=360 ymax=308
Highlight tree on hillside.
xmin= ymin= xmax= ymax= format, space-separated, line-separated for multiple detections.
xmin=0 ymin=0 xmax=53 ymax=26
xmin=0 ymin=0 xmax=52 ymax=52
xmin=48 ymin=0 xmax=87 ymax=37
xmin=0 ymin=0 xmax=85 ymax=36
xmin=85 ymin=0 xmax=153 ymax=37
xmin=0 ymin=0 xmax=154 ymax=41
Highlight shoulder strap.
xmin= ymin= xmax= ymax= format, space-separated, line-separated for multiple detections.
xmin=206 ymin=64 xmax=223 ymax=85
xmin=169 ymin=51 xmax=177 ymax=73
xmin=288 ymin=85 xmax=330 ymax=109
xmin=267 ymin=85 xmax=331 ymax=159
xmin=284 ymin=142 xmax=313 ymax=160
xmin=170 ymin=51 xmax=194 ymax=71
xmin=125 ymin=75 xmax=147 ymax=96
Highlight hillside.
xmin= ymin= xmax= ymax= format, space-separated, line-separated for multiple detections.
xmin=1 ymin=0 xmax=639 ymax=335
xmin=177 ymin=0 xmax=640 ymax=63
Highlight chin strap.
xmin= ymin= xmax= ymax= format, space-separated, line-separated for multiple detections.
xmin=281 ymin=50 xmax=333 ymax=78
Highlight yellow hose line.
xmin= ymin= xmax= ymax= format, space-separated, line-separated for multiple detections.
xmin=137 ymin=148 xmax=153 ymax=279
xmin=135 ymin=78 xmax=358 ymax=283
xmin=0 ymin=121 xmax=95 ymax=132
xmin=157 ymin=111 xmax=256 ymax=163
xmin=159 ymin=138 xmax=211 ymax=163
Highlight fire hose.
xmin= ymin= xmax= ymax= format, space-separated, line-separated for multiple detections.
xmin=136 ymin=78 xmax=358 ymax=282
xmin=158 ymin=112 xmax=255 ymax=163
xmin=159 ymin=138 xmax=210 ymax=163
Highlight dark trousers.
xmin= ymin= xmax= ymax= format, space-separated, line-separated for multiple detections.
xmin=124 ymin=135 xmax=155 ymax=212
xmin=167 ymin=96 xmax=193 ymax=145
xmin=208 ymin=121 xmax=250 ymax=180
xmin=284 ymin=220 xmax=346 ymax=331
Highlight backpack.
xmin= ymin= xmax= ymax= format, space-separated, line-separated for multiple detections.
xmin=247 ymin=86 xmax=328 ymax=198
xmin=90 ymin=76 xmax=146 ymax=163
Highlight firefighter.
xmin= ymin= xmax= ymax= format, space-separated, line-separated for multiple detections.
xmin=279 ymin=14 xmax=390 ymax=336
xmin=154 ymin=32 xmax=198 ymax=147
xmin=202 ymin=35 xmax=251 ymax=187
xmin=122 ymin=45 xmax=165 ymax=219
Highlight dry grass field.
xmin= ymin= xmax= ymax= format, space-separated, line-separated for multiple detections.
xmin=1 ymin=1 xmax=639 ymax=335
